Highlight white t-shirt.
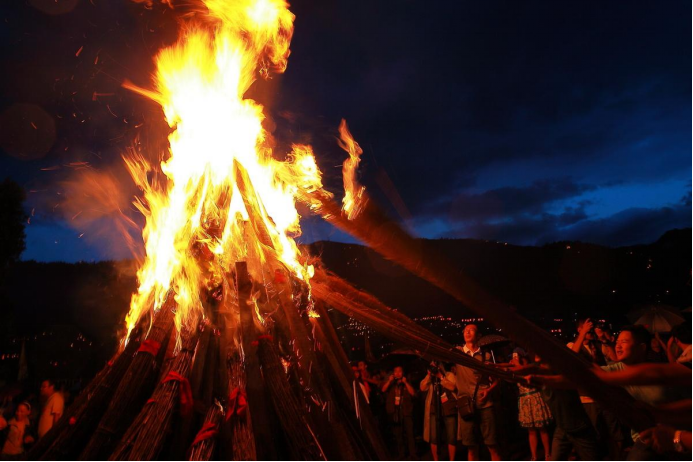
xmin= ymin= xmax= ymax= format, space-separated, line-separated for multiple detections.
xmin=38 ymin=392 xmax=64 ymax=438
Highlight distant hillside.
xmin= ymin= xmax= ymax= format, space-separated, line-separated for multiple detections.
xmin=309 ymin=228 xmax=691 ymax=324
xmin=2 ymin=229 xmax=689 ymax=347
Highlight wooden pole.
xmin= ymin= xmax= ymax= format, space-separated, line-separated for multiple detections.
xmin=300 ymin=189 xmax=653 ymax=431
xmin=79 ymin=297 xmax=176 ymax=460
xmin=311 ymin=301 xmax=390 ymax=460
xmin=236 ymin=261 xmax=279 ymax=461
xmin=234 ymin=160 xmax=366 ymax=459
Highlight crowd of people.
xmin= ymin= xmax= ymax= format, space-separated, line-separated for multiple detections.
xmin=0 ymin=379 xmax=64 ymax=458
xmin=353 ymin=321 xmax=691 ymax=461
xmin=0 ymin=319 xmax=689 ymax=460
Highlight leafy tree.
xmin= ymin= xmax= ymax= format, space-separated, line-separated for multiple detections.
xmin=0 ymin=178 xmax=27 ymax=267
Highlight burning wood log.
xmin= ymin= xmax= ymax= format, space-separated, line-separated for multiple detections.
xmin=79 ymin=297 xmax=177 ymax=460
xmin=301 ymin=189 xmax=653 ymax=430
xmin=311 ymin=271 xmax=516 ymax=381
xmin=310 ymin=300 xmax=390 ymax=460
xmin=110 ymin=323 xmax=201 ymax=461
xmin=255 ymin=335 xmax=327 ymax=461
xmin=224 ymin=357 xmax=257 ymax=461
xmin=235 ymin=160 xmax=371 ymax=459
xmin=188 ymin=402 xmax=224 ymax=461
xmin=236 ymin=261 xmax=280 ymax=461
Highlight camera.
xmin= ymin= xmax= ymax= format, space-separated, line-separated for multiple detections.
xmin=428 ymin=361 xmax=440 ymax=376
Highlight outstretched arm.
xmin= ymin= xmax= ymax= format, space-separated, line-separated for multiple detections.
xmin=595 ymin=363 xmax=691 ymax=387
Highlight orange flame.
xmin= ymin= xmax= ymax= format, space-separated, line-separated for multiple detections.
xmin=123 ymin=0 xmax=319 ymax=334
xmin=338 ymin=119 xmax=366 ymax=220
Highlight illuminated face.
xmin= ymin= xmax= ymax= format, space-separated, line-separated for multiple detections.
xmin=15 ymin=404 xmax=30 ymax=419
xmin=40 ymin=381 xmax=54 ymax=398
xmin=393 ymin=366 xmax=404 ymax=379
xmin=615 ymin=331 xmax=644 ymax=364
xmin=464 ymin=324 xmax=480 ymax=344
xmin=357 ymin=361 xmax=366 ymax=371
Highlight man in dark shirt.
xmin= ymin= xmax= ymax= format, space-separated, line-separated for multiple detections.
xmin=382 ymin=366 xmax=416 ymax=459
xmin=541 ymin=387 xmax=600 ymax=461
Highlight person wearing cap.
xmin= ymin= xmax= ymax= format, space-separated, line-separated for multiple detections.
xmin=0 ymin=401 xmax=35 ymax=455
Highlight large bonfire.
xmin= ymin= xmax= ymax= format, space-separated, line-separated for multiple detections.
xmin=29 ymin=0 xmax=654 ymax=460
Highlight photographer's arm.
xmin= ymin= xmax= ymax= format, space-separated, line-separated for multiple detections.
xmin=441 ymin=372 xmax=456 ymax=392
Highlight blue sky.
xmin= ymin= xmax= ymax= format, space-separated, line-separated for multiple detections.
xmin=2 ymin=0 xmax=690 ymax=262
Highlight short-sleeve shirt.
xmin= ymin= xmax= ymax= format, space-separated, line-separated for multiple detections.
xmin=601 ymin=362 xmax=672 ymax=442
xmin=454 ymin=345 xmax=493 ymax=409
xmin=38 ymin=392 xmax=64 ymax=438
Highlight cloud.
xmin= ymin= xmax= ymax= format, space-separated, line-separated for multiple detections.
xmin=554 ymin=198 xmax=692 ymax=247
xmin=435 ymin=195 xmax=690 ymax=247
xmin=441 ymin=179 xmax=595 ymax=222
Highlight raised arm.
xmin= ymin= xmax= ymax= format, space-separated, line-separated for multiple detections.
xmin=381 ymin=375 xmax=394 ymax=393
xmin=570 ymin=319 xmax=592 ymax=353
xmin=401 ymin=377 xmax=415 ymax=397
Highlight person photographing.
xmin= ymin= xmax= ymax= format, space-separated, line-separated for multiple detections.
xmin=382 ymin=366 xmax=416 ymax=459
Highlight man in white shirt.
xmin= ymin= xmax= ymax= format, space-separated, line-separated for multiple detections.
xmin=455 ymin=324 xmax=500 ymax=461
xmin=38 ymin=379 xmax=64 ymax=438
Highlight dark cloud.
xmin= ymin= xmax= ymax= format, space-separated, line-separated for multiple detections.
xmin=555 ymin=197 xmax=692 ymax=247
xmin=440 ymin=179 xmax=596 ymax=222
xmin=438 ymin=195 xmax=690 ymax=247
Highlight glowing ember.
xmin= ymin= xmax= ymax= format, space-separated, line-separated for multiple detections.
xmin=122 ymin=0 xmax=330 ymax=334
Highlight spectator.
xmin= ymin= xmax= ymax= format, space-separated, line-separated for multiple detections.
xmin=540 ymin=387 xmax=600 ymax=461
xmin=594 ymin=323 xmax=618 ymax=363
xmin=648 ymin=335 xmax=668 ymax=363
xmin=0 ymin=401 xmax=35 ymax=455
xmin=667 ymin=324 xmax=691 ymax=367
xmin=381 ymin=366 xmax=416 ymax=460
xmin=511 ymin=350 xmax=552 ymax=461
xmin=357 ymin=361 xmax=380 ymax=397
xmin=601 ymin=325 xmax=682 ymax=460
xmin=353 ymin=367 xmax=370 ymax=404
xmin=420 ymin=362 xmax=457 ymax=461
xmin=568 ymin=318 xmax=620 ymax=457
xmin=455 ymin=324 xmax=501 ymax=461
xmin=38 ymin=379 xmax=64 ymax=439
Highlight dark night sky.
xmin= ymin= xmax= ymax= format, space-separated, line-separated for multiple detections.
xmin=0 ymin=0 xmax=690 ymax=262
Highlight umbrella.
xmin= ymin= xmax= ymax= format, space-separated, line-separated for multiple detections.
xmin=479 ymin=334 xmax=510 ymax=347
xmin=630 ymin=306 xmax=685 ymax=333
xmin=376 ymin=348 xmax=427 ymax=372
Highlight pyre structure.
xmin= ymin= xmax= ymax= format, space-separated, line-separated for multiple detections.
xmin=29 ymin=0 xmax=653 ymax=460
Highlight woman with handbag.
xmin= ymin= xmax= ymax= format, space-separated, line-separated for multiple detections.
xmin=420 ymin=362 xmax=458 ymax=461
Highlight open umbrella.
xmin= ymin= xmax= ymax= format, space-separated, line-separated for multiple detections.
xmin=629 ymin=306 xmax=685 ymax=333
xmin=479 ymin=334 xmax=510 ymax=347
xmin=376 ymin=348 xmax=428 ymax=371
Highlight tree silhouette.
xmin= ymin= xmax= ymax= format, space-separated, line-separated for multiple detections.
xmin=0 ymin=178 xmax=27 ymax=267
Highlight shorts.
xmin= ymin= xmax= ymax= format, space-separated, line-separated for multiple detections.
xmin=458 ymin=406 xmax=497 ymax=447
xmin=429 ymin=414 xmax=457 ymax=445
